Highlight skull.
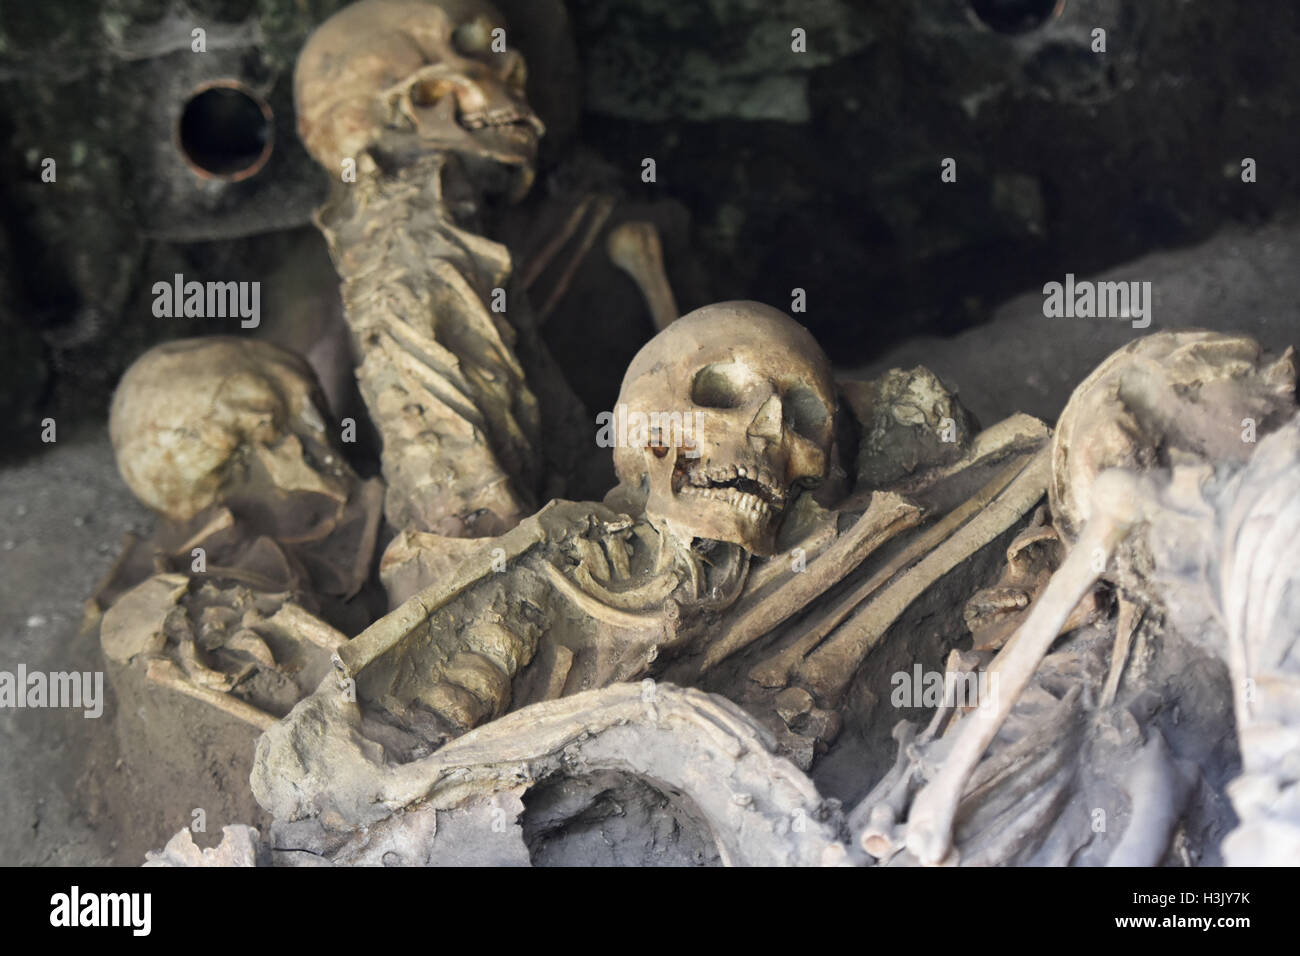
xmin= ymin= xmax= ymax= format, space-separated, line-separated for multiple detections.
xmin=1050 ymin=330 xmax=1296 ymax=540
xmin=613 ymin=302 xmax=836 ymax=557
xmin=110 ymin=338 xmax=357 ymax=530
xmin=295 ymin=0 xmax=543 ymax=197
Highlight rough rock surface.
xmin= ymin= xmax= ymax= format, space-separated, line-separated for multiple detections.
xmin=5 ymin=0 xmax=1300 ymax=453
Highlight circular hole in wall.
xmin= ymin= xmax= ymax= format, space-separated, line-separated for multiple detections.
xmin=969 ymin=0 xmax=1062 ymax=34
xmin=177 ymin=81 xmax=274 ymax=181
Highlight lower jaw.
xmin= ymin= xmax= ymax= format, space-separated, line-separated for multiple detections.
xmin=454 ymin=150 xmax=535 ymax=200
xmin=653 ymin=500 xmax=778 ymax=555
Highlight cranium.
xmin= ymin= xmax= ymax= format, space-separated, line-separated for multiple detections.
xmin=295 ymin=0 xmax=543 ymax=196
xmin=613 ymin=302 xmax=836 ymax=557
xmin=901 ymin=333 xmax=1298 ymax=867
xmin=110 ymin=338 xmax=357 ymax=530
xmin=1049 ymin=330 xmax=1295 ymax=540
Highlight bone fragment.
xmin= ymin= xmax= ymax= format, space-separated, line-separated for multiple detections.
xmin=607 ymin=220 xmax=680 ymax=331
xmin=697 ymin=491 xmax=924 ymax=674
xmin=260 ymin=603 xmax=349 ymax=652
xmin=849 ymin=721 xmax=921 ymax=860
xmin=798 ymin=449 xmax=1052 ymax=702
xmin=904 ymin=469 xmax=1144 ymax=865
xmin=537 ymin=195 xmax=616 ymax=322
xmin=544 ymin=562 xmax=669 ymax=631
xmin=100 ymin=573 xmax=189 ymax=664
xmin=335 ymin=511 xmax=548 ymax=679
xmin=1100 ymin=595 xmax=1142 ymax=707
xmin=519 ymin=194 xmax=597 ymax=290
xmin=174 ymin=509 xmax=236 ymax=557
xmin=752 ymin=451 xmax=1033 ymax=689
xmin=145 ymin=825 xmax=261 ymax=867
xmin=1106 ymin=730 xmax=1194 ymax=866
xmin=146 ymin=658 xmax=277 ymax=731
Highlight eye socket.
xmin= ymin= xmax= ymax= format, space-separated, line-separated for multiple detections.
xmin=691 ymin=363 xmax=753 ymax=409
xmin=782 ymin=385 xmax=830 ymax=439
xmin=410 ymin=78 xmax=455 ymax=108
xmin=504 ymin=57 xmax=527 ymax=96
xmin=452 ymin=16 xmax=495 ymax=56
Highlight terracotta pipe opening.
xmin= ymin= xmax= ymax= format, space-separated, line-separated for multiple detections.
xmin=177 ymin=80 xmax=274 ymax=181
xmin=968 ymin=0 xmax=1063 ymax=34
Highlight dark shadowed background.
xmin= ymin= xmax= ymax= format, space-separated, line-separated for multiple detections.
xmin=2 ymin=0 xmax=1299 ymax=455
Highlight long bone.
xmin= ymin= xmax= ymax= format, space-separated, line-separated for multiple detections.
xmin=851 ymin=721 xmax=922 ymax=861
xmin=607 ymin=220 xmax=680 ymax=332
xmin=849 ymin=673 xmax=962 ymax=862
xmin=904 ymin=468 xmax=1146 ymax=865
xmin=518 ymin=194 xmax=598 ymax=290
xmin=1105 ymin=729 xmax=1195 ymax=866
xmin=797 ymin=448 xmax=1053 ymax=703
xmin=536 ymin=195 xmax=616 ymax=322
xmin=335 ymin=507 xmax=550 ymax=681
xmin=711 ymin=416 xmax=1050 ymax=682
xmin=949 ymin=684 xmax=1085 ymax=865
xmin=750 ymin=450 xmax=1036 ymax=690
xmin=693 ymin=491 xmax=924 ymax=675
xmin=1099 ymin=595 xmax=1142 ymax=707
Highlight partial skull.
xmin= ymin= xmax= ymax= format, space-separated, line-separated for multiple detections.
xmin=295 ymin=0 xmax=542 ymax=191
xmin=613 ymin=302 xmax=836 ymax=556
xmin=1050 ymin=330 xmax=1296 ymax=540
xmin=110 ymin=338 xmax=356 ymax=526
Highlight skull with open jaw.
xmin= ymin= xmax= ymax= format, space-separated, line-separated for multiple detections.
xmin=613 ymin=302 xmax=836 ymax=557
xmin=295 ymin=0 xmax=544 ymax=197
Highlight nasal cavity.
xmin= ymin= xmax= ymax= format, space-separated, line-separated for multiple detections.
xmin=178 ymin=81 xmax=274 ymax=181
xmin=969 ymin=0 xmax=1060 ymax=34
xmin=747 ymin=395 xmax=784 ymax=441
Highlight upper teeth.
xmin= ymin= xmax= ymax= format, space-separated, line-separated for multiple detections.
xmin=686 ymin=463 xmax=777 ymax=492
xmin=461 ymin=108 xmax=537 ymax=131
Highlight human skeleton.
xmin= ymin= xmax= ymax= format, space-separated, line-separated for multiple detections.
xmin=114 ymin=0 xmax=1300 ymax=866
